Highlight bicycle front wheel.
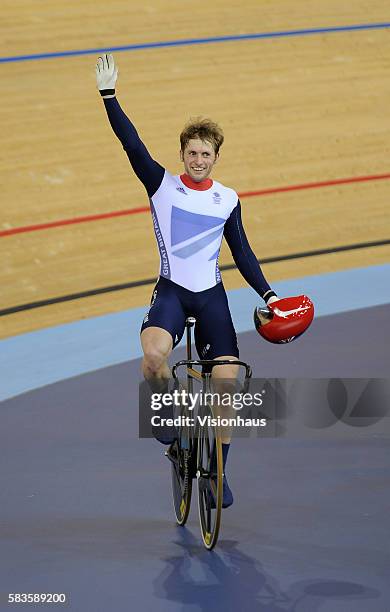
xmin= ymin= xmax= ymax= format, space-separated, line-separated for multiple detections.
xmin=166 ymin=411 xmax=195 ymax=526
xmin=196 ymin=405 xmax=223 ymax=550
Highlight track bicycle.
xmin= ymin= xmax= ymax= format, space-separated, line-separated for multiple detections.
xmin=165 ymin=317 xmax=252 ymax=550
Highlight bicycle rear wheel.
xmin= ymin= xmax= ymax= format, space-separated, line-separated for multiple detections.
xmin=196 ymin=404 xmax=223 ymax=550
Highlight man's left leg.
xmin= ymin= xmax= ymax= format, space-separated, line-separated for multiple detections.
xmin=193 ymin=283 xmax=240 ymax=507
xmin=210 ymin=357 xmax=239 ymax=508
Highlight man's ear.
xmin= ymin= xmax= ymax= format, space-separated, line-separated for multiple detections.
xmin=214 ymin=152 xmax=219 ymax=164
xmin=179 ymin=149 xmax=184 ymax=161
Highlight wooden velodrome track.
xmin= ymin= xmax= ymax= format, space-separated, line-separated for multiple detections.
xmin=1 ymin=0 xmax=389 ymax=340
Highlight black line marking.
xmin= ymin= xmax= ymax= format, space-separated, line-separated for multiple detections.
xmin=1 ymin=239 xmax=389 ymax=317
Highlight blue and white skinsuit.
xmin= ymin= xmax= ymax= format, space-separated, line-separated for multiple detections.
xmin=103 ymin=97 xmax=275 ymax=359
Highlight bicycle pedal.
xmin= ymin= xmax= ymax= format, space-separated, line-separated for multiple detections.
xmin=165 ymin=442 xmax=178 ymax=463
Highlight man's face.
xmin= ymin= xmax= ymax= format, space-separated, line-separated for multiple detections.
xmin=180 ymin=138 xmax=218 ymax=182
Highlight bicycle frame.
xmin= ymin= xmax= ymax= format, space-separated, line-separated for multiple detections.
xmin=172 ymin=316 xmax=252 ymax=383
xmin=167 ymin=316 xmax=253 ymax=550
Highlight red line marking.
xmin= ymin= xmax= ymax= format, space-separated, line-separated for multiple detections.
xmin=0 ymin=206 xmax=150 ymax=238
xmin=238 ymin=172 xmax=390 ymax=198
xmin=1 ymin=173 xmax=389 ymax=238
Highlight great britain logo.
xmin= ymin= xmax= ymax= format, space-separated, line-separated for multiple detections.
xmin=170 ymin=206 xmax=225 ymax=259
xmin=212 ymin=192 xmax=221 ymax=205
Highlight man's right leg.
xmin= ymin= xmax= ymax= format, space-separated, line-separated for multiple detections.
xmin=140 ymin=277 xmax=185 ymax=389
xmin=141 ymin=326 xmax=173 ymax=390
xmin=140 ymin=278 xmax=186 ymax=444
xmin=141 ymin=327 xmax=177 ymax=444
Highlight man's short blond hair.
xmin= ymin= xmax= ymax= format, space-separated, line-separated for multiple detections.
xmin=180 ymin=117 xmax=224 ymax=155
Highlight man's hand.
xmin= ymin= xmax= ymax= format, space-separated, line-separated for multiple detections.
xmin=266 ymin=295 xmax=279 ymax=306
xmin=256 ymin=294 xmax=279 ymax=326
xmin=96 ymin=53 xmax=118 ymax=97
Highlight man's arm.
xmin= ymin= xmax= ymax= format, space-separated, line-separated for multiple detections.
xmin=223 ymin=200 xmax=277 ymax=304
xmin=96 ymin=54 xmax=164 ymax=198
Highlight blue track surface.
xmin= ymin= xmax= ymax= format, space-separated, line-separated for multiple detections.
xmin=1 ymin=305 xmax=389 ymax=611
xmin=1 ymin=264 xmax=389 ymax=400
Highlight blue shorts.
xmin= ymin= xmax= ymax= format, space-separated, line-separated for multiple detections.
xmin=140 ymin=276 xmax=239 ymax=360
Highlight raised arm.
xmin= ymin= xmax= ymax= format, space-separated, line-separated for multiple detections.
xmin=223 ymin=201 xmax=277 ymax=304
xmin=95 ymin=54 xmax=164 ymax=197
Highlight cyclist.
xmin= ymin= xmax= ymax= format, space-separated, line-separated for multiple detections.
xmin=96 ymin=54 xmax=278 ymax=508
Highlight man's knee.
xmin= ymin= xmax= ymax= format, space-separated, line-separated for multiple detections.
xmin=212 ymin=356 xmax=239 ymax=381
xmin=211 ymin=356 xmax=239 ymax=396
xmin=143 ymin=344 xmax=169 ymax=374
xmin=141 ymin=327 xmax=173 ymax=378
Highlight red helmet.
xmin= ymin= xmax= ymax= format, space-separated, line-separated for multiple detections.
xmin=254 ymin=295 xmax=314 ymax=344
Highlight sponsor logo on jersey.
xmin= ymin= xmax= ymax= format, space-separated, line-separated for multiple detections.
xmin=176 ymin=186 xmax=187 ymax=195
xmin=201 ymin=343 xmax=211 ymax=357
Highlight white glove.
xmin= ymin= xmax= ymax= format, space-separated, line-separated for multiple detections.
xmin=266 ymin=295 xmax=279 ymax=306
xmin=95 ymin=53 xmax=118 ymax=95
